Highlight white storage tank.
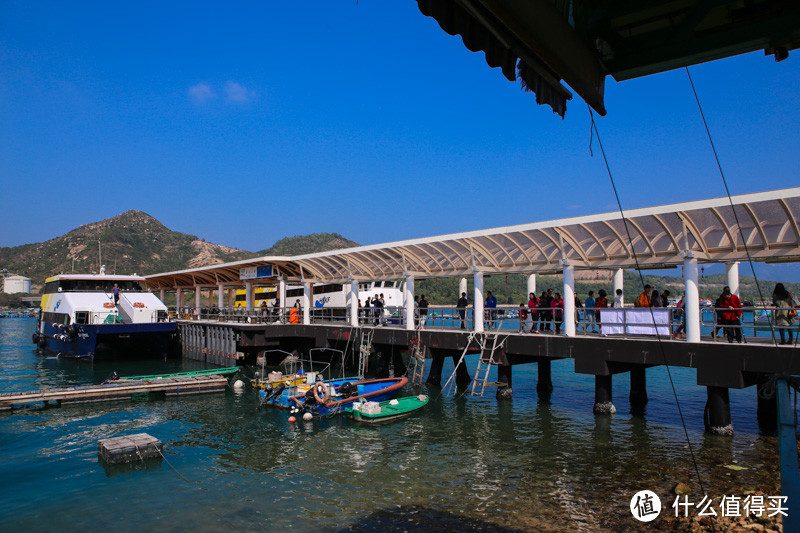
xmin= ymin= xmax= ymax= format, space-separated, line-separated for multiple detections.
xmin=3 ymin=275 xmax=32 ymax=294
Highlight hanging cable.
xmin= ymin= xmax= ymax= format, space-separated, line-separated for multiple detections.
xmin=684 ymin=66 xmax=778 ymax=346
xmin=588 ymin=106 xmax=708 ymax=499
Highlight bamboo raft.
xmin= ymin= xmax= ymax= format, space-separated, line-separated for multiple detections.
xmin=0 ymin=375 xmax=230 ymax=410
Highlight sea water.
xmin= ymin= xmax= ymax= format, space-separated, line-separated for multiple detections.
xmin=0 ymin=319 xmax=781 ymax=531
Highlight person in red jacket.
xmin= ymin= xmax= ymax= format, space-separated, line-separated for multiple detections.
xmin=718 ymin=286 xmax=743 ymax=343
xmin=595 ymin=289 xmax=609 ymax=333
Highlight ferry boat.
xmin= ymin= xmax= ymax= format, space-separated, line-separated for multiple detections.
xmin=233 ymin=280 xmax=405 ymax=309
xmin=32 ymin=270 xmax=175 ymax=360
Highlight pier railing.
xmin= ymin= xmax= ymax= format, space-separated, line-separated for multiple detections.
xmin=170 ymin=303 xmax=798 ymax=343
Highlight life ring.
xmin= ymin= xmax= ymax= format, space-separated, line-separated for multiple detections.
xmin=313 ymin=382 xmax=330 ymax=404
xmin=103 ymin=302 xmax=114 ymax=309
xmin=133 ymin=302 xmax=145 ymax=308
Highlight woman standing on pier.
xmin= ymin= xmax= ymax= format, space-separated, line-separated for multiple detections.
xmin=772 ymin=283 xmax=796 ymax=345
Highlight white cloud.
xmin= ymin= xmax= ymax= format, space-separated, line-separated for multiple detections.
xmin=187 ymin=82 xmax=216 ymax=105
xmin=224 ymin=81 xmax=256 ymax=104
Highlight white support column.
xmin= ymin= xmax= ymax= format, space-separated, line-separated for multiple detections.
xmin=279 ymin=278 xmax=286 ymax=310
xmin=159 ymin=289 xmax=166 ymax=302
xmin=217 ymin=284 xmax=225 ymax=309
xmin=459 ymin=277 xmax=468 ymax=297
xmin=527 ymin=274 xmax=537 ymax=297
xmin=726 ymin=262 xmax=740 ymax=297
xmin=473 ymin=271 xmax=484 ymax=333
xmin=684 ymin=255 xmax=701 ymax=343
xmin=175 ymin=288 xmax=182 ymax=315
xmin=302 ymin=282 xmax=312 ymax=325
xmin=194 ymin=287 xmax=201 ymax=310
xmin=405 ymin=275 xmax=415 ymax=331
xmin=245 ymin=282 xmax=253 ymax=310
xmin=613 ymin=268 xmax=624 ymax=307
xmin=349 ymin=280 xmax=359 ymax=327
xmin=563 ymin=263 xmax=576 ymax=337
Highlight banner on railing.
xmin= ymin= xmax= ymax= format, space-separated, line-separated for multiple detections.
xmin=240 ymin=265 xmax=274 ymax=280
xmin=600 ymin=309 xmax=670 ymax=336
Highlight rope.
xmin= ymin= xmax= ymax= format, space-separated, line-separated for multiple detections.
xmin=684 ymin=66 xmax=778 ymax=346
xmin=588 ymin=106 xmax=708 ymax=500
xmin=757 ymin=373 xmax=800 ymax=399
xmin=436 ymin=332 xmax=476 ymax=399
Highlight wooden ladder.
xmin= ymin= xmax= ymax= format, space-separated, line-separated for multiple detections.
xmin=407 ymin=336 xmax=427 ymax=386
xmin=470 ymin=334 xmax=508 ymax=397
xmin=357 ymin=328 xmax=374 ymax=379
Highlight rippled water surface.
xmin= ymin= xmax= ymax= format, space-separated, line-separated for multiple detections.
xmin=0 ymin=319 xmax=780 ymax=531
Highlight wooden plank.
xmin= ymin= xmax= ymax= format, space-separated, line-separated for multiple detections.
xmin=0 ymin=376 xmax=229 ymax=408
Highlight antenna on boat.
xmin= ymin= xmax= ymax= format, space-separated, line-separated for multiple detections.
xmin=98 ymin=240 xmax=102 ymax=272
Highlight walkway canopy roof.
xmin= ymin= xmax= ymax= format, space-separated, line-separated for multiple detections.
xmin=416 ymin=0 xmax=800 ymax=117
xmin=145 ymin=187 xmax=800 ymax=290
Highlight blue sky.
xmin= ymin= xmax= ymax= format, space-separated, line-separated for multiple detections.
xmin=1 ymin=2 xmax=798 ymax=278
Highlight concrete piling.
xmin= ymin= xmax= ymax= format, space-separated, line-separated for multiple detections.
xmin=705 ymin=386 xmax=733 ymax=436
xmin=593 ymin=375 xmax=616 ymax=415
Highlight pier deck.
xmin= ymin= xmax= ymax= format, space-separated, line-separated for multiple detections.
xmin=180 ymin=320 xmax=799 ymax=389
xmin=0 ymin=375 xmax=229 ymax=410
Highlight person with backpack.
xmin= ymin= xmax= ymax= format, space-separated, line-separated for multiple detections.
xmin=773 ymin=283 xmax=797 ymax=345
xmin=457 ymin=292 xmax=469 ymax=330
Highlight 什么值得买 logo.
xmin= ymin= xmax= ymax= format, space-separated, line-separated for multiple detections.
xmin=630 ymin=490 xmax=662 ymax=522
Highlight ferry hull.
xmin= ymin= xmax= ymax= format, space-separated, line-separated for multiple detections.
xmin=35 ymin=321 xmax=176 ymax=360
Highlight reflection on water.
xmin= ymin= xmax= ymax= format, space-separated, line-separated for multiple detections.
xmin=0 ymin=319 xmax=780 ymax=531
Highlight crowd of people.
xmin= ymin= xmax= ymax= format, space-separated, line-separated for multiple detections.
xmin=448 ymin=282 xmax=797 ymax=343
xmin=233 ymin=281 xmax=798 ymax=344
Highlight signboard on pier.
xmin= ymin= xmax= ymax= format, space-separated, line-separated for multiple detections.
xmin=239 ymin=265 xmax=274 ymax=280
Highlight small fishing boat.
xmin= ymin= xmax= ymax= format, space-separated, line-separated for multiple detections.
xmin=288 ymin=376 xmax=408 ymax=417
xmin=256 ymin=348 xmax=360 ymax=409
xmin=754 ymin=309 xmax=773 ymax=323
xmin=346 ymin=394 xmax=429 ymax=424
xmin=117 ymin=367 xmax=240 ymax=381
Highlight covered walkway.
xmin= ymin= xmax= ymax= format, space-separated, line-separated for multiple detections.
xmin=145 ymin=187 xmax=800 ymax=343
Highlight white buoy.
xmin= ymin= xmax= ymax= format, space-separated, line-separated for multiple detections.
xmin=233 ymin=379 xmax=245 ymax=390
xmin=302 ymin=412 xmax=313 ymax=421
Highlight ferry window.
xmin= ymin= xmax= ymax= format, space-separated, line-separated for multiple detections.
xmin=75 ymin=312 xmax=89 ymax=324
xmin=44 ymin=281 xmax=59 ymax=294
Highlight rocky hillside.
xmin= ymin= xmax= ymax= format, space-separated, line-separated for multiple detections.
xmin=0 ymin=210 xmax=256 ymax=287
xmin=0 ymin=212 xmax=363 ymax=292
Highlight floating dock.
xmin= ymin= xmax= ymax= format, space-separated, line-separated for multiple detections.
xmin=99 ymin=433 xmax=163 ymax=464
xmin=0 ymin=374 xmax=229 ymax=410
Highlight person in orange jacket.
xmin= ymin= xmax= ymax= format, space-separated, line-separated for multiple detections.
xmin=635 ymin=285 xmax=652 ymax=308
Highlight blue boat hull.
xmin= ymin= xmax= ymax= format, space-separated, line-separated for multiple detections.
xmin=259 ymin=377 xmax=408 ymax=415
xmin=34 ymin=321 xmax=176 ymax=360
xmin=293 ymin=377 xmax=408 ymax=416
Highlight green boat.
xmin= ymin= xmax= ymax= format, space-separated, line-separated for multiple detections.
xmin=346 ymin=395 xmax=429 ymax=424
xmin=118 ymin=367 xmax=240 ymax=381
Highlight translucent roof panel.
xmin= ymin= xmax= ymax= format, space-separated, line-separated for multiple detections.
xmin=145 ymin=188 xmax=800 ymax=289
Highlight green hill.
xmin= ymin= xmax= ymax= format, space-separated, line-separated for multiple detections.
xmin=0 ymin=214 xmax=361 ymax=295
xmin=258 ymin=233 xmax=359 ymax=256
xmin=0 ymin=210 xmax=256 ymax=288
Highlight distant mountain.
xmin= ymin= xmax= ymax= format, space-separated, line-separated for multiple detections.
xmin=0 ymin=213 xmax=363 ymax=293
xmin=0 ymin=210 xmax=256 ymax=288
xmin=257 ymin=233 xmax=359 ymax=256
